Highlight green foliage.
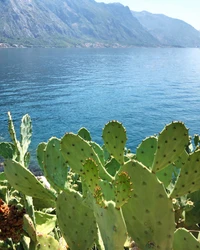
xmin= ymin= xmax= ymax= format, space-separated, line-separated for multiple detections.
xmin=1 ymin=113 xmax=200 ymax=249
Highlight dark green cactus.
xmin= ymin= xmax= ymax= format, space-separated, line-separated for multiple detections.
xmin=0 ymin=142 xmax=16 ymax=159
xmin=78 ymin=127 xmax=92 ymax=141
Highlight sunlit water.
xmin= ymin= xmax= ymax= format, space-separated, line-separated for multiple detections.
xmin=0 ymin=48 xmax=200 ymax=171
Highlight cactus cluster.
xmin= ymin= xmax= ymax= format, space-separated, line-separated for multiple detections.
xmin=0 ymin=113 xmax=200 ymax=249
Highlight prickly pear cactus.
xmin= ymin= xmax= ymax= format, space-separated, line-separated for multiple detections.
xmin=23 ymin=214 xmax=37 ymax=243
xmin=173 ymin=228 xmax=200 ymax=250
xmin=113 ymin=171 xmax=133 ymax=209
xmin=121 ymin=160 xmax=175 ymax=250
xmin=56 ymin=189 xmax=97 ymax=250
xmin=43 ymin=137 xmax=69 ymax=191
xmin=102 ymin=121 xmax=127 ymax=165
xmin=0 ymin=142 xmax=15 ymax=159
xmin=78 ymin=127 xmax=92 ymax=141
xmin=61 ymin=133 xmax=112 ymax=181
xmin=94 ymin=201 xmax=127 ymax=250
xmin=36 ymin=234 xmax=59 ymax=250
xmin=152 ymin=122 xmax=189 ymax=172
xmin=20 ymin=113 xmax=32 ymax=161
xmin=7 ymin=112 xmax=32 ymax=167
xmin=170 ymin=149 xmax=200 ymax=198
xmin=136 ymin=136 xmax=157 ymax=169
xmin=4 ymin=159 xmax=56 ymax=201
xmin=37 ymin=142 xmax=46 ymax=173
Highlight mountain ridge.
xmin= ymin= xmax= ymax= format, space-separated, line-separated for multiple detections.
xmin=132 ymin=10 xmax=200 ymax=48
xmin=0 ymin=0 xmax=199 ymax=48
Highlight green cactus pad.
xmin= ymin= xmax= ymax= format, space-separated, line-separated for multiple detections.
xmin=170 ymin=150 xmax=200 ymax=198
xmin=20 ymin=114 xmax=32 ymax=159
xmin=94 ymin=201 xmax=127 ymax=250
xmin=136 ymin=136 xmax=158 ymax=169
xmin=36 ymin=234 xmax=59 ymax=250
xmin=35 ymin=211 xmax=57 ymax=235
xmin=185 ymin=191 xmax=200 ymax=227
xmin=152 ymin=122 xmax=189 ymax=172
xmin=82 ymin=158 xmax=100 ymax=192
xmin=0 ymin=142 xmax=15 ymax=159
xmin=90 ymin=141 xmax=105 ymax=165
xmin=4 ymin=159 xmax=56 ymax=201
xmin=121 ymin=160 xmax=175 ymax=250
xmin=173 ymin=228 xmax=200 ymax=250
xmin=44 ymin=137 xmax=69 ymax=191
xmin=23 ymin=214 xmax=37 ymax=242
xmin=93 ymin=185 xmax=107 ymax=208
xmin=78 ymin=127 xmax=92 ymax=141
xmin=156 ymin=164 xmax=175 ymax=188
xmin=56 ymin=190 xmax=97 ymax=250
xmin=102 ymin=121 xmax=127 ymax=165
xmin=37 ymin=142 xmax=46 ymax=172
xmin=113 ymin=171 xmax=133 ymax=209
xmin=104 ymin=158 xmax=121 ymax=177
xmin=7 ymin=112 xmax=20 ymax=150
xmin=61 ymin=133 xmax=111 ymax=181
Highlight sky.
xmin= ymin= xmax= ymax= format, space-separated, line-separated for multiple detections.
xmin=95 ymin=0 xmax=200 ymax=30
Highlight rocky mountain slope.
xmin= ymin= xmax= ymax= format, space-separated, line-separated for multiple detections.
xmin=0 ymin=0 xmax=199 ymax=48
xmin=0 ymin=0 xmax=159 ymax=47
xmin=132 ymin=11 xmax=200 ymax=48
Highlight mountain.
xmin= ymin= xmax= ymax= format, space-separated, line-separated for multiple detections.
xmin=0 ymin=0 xmax=159 ymax=47
xmin=1 ymin=0 xmax=200 ymax=48
xmin=132 ymin=11 xmax=200 ymax=48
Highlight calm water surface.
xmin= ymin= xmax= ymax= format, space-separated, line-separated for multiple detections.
xmin=0 ymin=48 xmax=200 ymax=169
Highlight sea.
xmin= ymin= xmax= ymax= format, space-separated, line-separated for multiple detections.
xmin=0 ymin=47 xmax=200 ymax=171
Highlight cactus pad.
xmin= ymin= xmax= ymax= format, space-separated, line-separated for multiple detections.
xmin=78 ymin=127 xmax=92 ymax=141
xmin=113 ymin=171 xmax=133 ymax=209
xmin=152 ymin=122 xmax=189 ymax=172
xmin=94 ymin=201 xmax=127 ymax=250
xmin=173 ymin=228 xmax=200 ymax=250
xmin=36 ymin=234 xmax=59 ymax=250
xmin=4 ymin=159 xmax=56 ymax=201
xmin=44 ymin=137 xmax=69 ymax=191
xmin=102 ymin=121 xmax=127 ymax=165
xmin=0 ymin=142 xmax=15 ymax=159
xmin=82 ymin=158 xmax=100 ymax=192
xmin=23 ymin=214 xmax=37 ymax=242
xmin=56 ymin=190 xmax=97 ymax=250
xmin=20 ymin=114 xmax=32 ymax=159
xmin=61 ymin=133 xmax=111 ymax=181
xmin=37 ymin=142 xmax=46 ymax=172
xmin=136 ymin=136 xmax=157 ymax=169
xmin=170 ymin=150 xmax=200 ymax=198
xmin=121 ymin=160 xmax=175 ymax=250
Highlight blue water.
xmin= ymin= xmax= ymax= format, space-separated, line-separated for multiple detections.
xmin=0 ymin=48 xmax=200 ymax=170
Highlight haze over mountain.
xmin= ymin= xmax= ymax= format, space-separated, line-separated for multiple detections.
xmin=132 ymin=11 xmax=200 ymax=48
xmin=0 ymin=0 xmax=200 ymax=48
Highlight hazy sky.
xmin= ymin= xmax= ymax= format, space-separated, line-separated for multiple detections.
xmin=95 ymin=0 xmax=200 ymax=30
